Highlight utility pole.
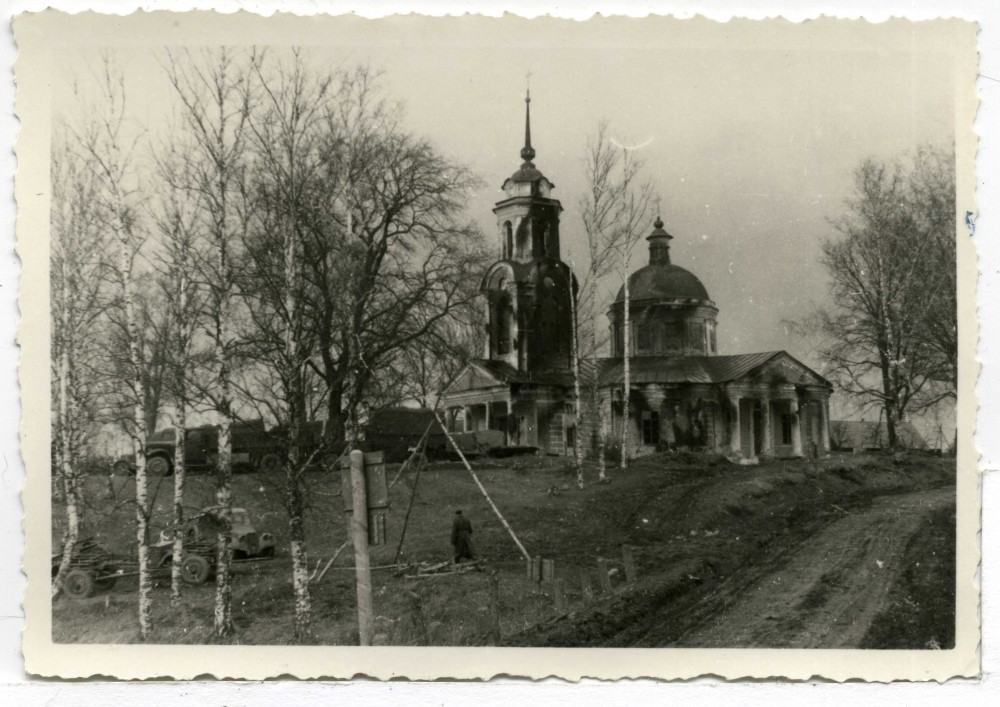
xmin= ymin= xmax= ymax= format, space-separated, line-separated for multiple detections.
xmin=349 ymin=449 xmax=374 ymax=646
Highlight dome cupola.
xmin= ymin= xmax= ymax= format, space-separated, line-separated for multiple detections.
xmin=609 ymin=216 xmax=719 ymax=357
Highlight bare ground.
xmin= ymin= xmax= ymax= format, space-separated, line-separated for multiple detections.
xmin=674 ymin=486 xmax=954 ymax=648
xmin=52 ymin=451 xmax=956 ymax=647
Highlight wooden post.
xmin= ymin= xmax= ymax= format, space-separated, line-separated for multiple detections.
xmin=553 ymin=578 xmax=568 ymax=614
xmin=532 ymin=556 xmax=542 ymax=583
xmin=541 ymin=558 xmax=555 ymax=583
xmin=349 ymin=450 xmax=374 ymax=646
xmin=622 ymin=545 xmax=637 ymax=586
xmin=526 ymin=556 xmax=534 ymax=579
xmin=581 ymin=574 xmax=595 ymax=602
xmin=596 ymin=558 xmax=613 ymax=594
xmin=489 ymin=570 xmax=502 ymax=644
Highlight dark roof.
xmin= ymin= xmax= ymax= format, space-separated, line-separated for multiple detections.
xmin=506 ymin=164 xmax=548 ymax=184
xmin=366 ymin=407 xmax=438 ymax=434
xmin=471 ymin=358 xmax=581 ymax=388
xmin=596 ymin=351 xmax=826 ymax=386
xmin=614 ymin=262 xmax=712 ymax=303
xmin=830 ymin=420 xmax=927 ymax=450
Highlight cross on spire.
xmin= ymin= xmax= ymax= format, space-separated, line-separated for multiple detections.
xmin=521 ymin=76 xmax=536 ymax=164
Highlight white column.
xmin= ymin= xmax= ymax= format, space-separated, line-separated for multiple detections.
xmin=463 ymin=406 xmax=471 ymax=432
xmin=819 ymin=399 xmax=830 ymax=453
xmin=760 ymin=396 xmax=773 ymax=457
xmin=730 ymin=396 xmax=742 ymax=456
xmin=790 ymin=399 xmax=803 ymax=457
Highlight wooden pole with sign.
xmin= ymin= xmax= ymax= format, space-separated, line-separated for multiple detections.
xmin=349 ymin=450 xmax=375 ymax=646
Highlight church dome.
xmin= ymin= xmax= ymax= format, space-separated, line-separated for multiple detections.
xmin=615 ymin=262 xmax=711 ymax=303
xmin=614 ymin=217 xmax=711 ymax=303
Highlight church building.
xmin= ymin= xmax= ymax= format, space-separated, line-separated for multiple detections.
xmin=442 ymin=95 xmax=832 ymax=462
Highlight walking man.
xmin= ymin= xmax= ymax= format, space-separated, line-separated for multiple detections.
xmin=451 ymin=509 xmax=475 ymax=563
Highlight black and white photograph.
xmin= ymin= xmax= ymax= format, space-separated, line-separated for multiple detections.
xmin=13 ymin=9 xmax=979 ymax=681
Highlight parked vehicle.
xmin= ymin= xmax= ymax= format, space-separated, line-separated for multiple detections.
xmin=51 ymin=537 xmax=119 ymax=600
xmin=151 ymin=506 xmax=276 ymax=584
xmin=113 ymin=421 xmax=286 ymax=476
xmin=52 ymin=508 xmax=277 ymax=600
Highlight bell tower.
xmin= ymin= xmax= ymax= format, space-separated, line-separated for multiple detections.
xmin=482 ymin=92 xmax=575 ymax=374
xmin=493 ymin=91 xmax=563 ymax=262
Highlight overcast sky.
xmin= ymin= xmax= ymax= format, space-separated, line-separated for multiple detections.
xmin=52 ymin=15 xmax=958 ymax=409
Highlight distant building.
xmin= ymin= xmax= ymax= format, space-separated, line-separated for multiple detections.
xmin=442 ymin=95 xmax=833 ymax=462
xmin=829 ymin=420 xmax=927 ymax=452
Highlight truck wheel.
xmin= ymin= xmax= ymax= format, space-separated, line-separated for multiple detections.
xmin=181 ymin=555 xmax=210 ymax=585
xmin=63 ymin=568 xmax=95 ymax=599
xmin=259 ymin=453 xmax=282 ymax=474
xmin=147 ymin=456 xmax=172 ymax=476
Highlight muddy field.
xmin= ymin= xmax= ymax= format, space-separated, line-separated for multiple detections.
xmin=51 ymin=450 xmax=955 ymax=648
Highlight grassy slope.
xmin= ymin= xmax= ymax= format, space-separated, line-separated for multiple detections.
xmin=52 ymin=450 xmax=954 ymax=646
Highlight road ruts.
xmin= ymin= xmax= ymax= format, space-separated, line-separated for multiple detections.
xmin=674 ymin=486 xmax=955 ymax=649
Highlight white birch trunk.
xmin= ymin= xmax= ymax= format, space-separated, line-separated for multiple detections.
xmin=590 ymin=276 xmax=607 ymax=483
xmin=170 ymin=405 xmax=186 ymax=604
xmin=114 ymin=199 xmax=152 ymax=639
xmin=568 ymin=268 xmax=584 ymax=489
xmin=621 ymin=243 xmax=631 ymax=471
xmin=170 ymin=270 xmax=189 ymax=605
xmin=52 ymin=258 xmax=80 ymax=596
xmin=213 ymin=262 xmax=234 ymax=637
xmin=285 ymin=195 xmax=312 ymax=641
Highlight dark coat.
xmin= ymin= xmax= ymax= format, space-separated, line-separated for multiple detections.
xmin=451 ymin=515 xmax=474 ymax=559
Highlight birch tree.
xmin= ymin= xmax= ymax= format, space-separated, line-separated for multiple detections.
xmin=50 ymin=138 xmax=111 ymax=596
xmin=240 ymin=51 xmax=333 ymax=640
xmin=578 ymin=121 xmax=652 ymax=477
xmin=818 ymin=151 xmax=955 ymax=449
xmin=164 ymin=47 xmax=256 ymax=637
xmin=78 ymin=58 xmax=155 ymax=638
xmin=149 ymin=190 xmax=202 ymax=604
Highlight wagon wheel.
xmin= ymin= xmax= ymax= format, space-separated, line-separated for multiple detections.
xmin=259 ymin=452 xmax=282 ymax=474
xmin=63 ymin=568 xmax=96 ymax=599
xmin=181 ymin=554 xmax=210 ymax=585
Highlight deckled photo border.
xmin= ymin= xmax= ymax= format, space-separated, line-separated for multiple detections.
xmin=14 ymin=9 xmax=981 ymax=681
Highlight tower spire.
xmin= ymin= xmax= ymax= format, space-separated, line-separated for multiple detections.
xmin=520 ymin=86 xmax=536 ymax=164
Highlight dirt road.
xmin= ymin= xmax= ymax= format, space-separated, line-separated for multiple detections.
xmin=674 ymin=486 xmax=955 ymax=648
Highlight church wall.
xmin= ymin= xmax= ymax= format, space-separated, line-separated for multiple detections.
xmin=609 ymin=302 xmax=720 ymax=357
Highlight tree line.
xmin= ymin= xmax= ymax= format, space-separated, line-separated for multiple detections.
xmin=51 ymin=49 xmax=488 ymax=641
xmin=814 ymin=146 xmax=957 ymax=450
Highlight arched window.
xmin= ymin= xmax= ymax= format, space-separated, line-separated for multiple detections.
xmin=491 ymin=289 xmax=513 ymax=355
xmin=503 ymin=222 xmax=513 ymax=259
xmin=515 ymin=221 xmax=530 ymax=260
